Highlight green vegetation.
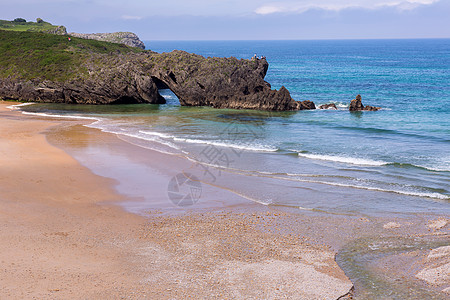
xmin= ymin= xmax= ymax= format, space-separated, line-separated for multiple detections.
xmin=0 ymin=18 xmax=64 ymax=33
xmin=0 ymin=30 xmax=143 ymax=82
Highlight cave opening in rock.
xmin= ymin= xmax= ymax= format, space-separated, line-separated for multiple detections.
xmin=151 ymin=76 xmax=169 ymax=90
xmin=151 ymin=76 xmax=180 ymax=105
xmin=111 ymin=96 xmax=141 ymax=104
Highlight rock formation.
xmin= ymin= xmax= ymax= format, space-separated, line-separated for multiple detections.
xmin=299 ymin=100 xmax=316 ymax=110
xmin=0 ymin=52 xmax=309 ymax=111
xmin=0 ymin=30 xmax=317 ymax=111
xmin=349 ymin=95 xmax=380 ymax=111
xmin=69 ymin=32 xmax=145 ymax=49
xmin=319 ymin=103 xmax=337 ymax=110
xmin=46 ymin=26 xmax=67 ymax=35
xmin=363 ymin=105 xmax=381 ymax=111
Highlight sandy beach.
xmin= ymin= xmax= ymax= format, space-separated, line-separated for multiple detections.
xmin=0 ymin=101 xmax=354 ymax=299
xmin=1 ymin=101 xmax=448 ymax=299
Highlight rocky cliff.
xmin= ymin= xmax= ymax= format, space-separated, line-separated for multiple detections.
xmin=0 ymin=30 xmax=312 ymax=111
xmin=69 ymin=32 xmax=145 ymax=49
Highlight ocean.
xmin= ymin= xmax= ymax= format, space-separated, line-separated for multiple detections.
xmin=18 ymin=39 xmax=450 ymax=216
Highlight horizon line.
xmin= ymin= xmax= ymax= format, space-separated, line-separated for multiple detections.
xmin=143 ymin=37 xmax=450 ymax=42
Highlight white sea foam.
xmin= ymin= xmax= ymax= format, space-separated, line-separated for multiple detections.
xmin=313 ymin=180 xmax=450 ymax=200
xmin=265 ymin=174 xmax=449 ymax=200
xmin=335 ymin=102 xmax=349 ymax=108
xmin=298 ymin=206 xmax=314 ymax=211
xmin=139 ymin=130 xmax=174 ymax=139
xmin=140 ymin=130 xmax=278 ymax=153
xmin=12 ymin=109 xmax=183 ymax=155
xmin=6 ymin=102 xmax=36 ymax=110
xmin=21 ymin=111 xmax=100 ymax=120
xmin=176 ymin=138 xmax=278 ymax=152
xmin=318 ymin=102 xmax=348 ymax=109
xmin=298 ymin=153 xmax=388 ymax=166
xmin=415 ymin=163 xmax=450 ymax=172
xmin=115 ymin=135 xmax=180 ymax=156
xmin=86 ymin=126 xmax=182 ymax=151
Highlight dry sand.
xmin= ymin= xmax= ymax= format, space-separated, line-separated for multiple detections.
xmin=0 ymin=101 xmax=353 ymax=299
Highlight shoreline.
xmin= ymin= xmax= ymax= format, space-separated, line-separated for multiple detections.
xmin=1 ymin=101 xmax=448 ymax=298
xmin=0 ymin=101 xmax=353 ymax=298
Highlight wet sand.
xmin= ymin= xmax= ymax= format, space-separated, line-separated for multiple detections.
xmin=0 ymin=101 xmax=354 ymax=299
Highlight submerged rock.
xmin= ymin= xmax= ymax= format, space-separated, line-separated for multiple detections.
xmin=349 ymin=95 xmax=381 ymax=111
xmin=319 ymin=103 xmax=337 ymax=110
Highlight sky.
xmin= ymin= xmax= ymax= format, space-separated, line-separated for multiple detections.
xmin=1 ymin=0 xmax=449 ymax=40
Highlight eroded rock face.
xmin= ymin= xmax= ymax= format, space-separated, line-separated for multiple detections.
xmin=46 ymin=25 xmax=67 ymax=35
xmin=349 ymin=95 xmax=381 ymax=111
xmin=349 ymin=95 xmax=364 ymax=111
xmin=69 ymin=32 xmax=146 ymax=49
xmin=0 ymin=51 xmax=312 ymax=111
xmin=145 ymin=51 xmax=304 ymax=111
xmin=298 ymin=100 xmax=316 ymax=110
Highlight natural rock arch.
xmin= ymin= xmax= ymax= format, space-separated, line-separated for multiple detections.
xmin=0 ymin=49 xmax=315 ymax=111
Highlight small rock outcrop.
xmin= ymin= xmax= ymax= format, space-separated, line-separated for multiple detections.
xmin=349 ymin=95 xmax=380 ymax=111
xmin=45 ymin=25 xmax=67 ymax=35
xmin=69 ymin=32 xmax=145 ymax=49
xmin=349 ymin=95 xmax=364 ymax=111
xmin=298 ymin=100 xmax=316 ymax=110
xmin=363 ymin=105 xmax=381 ymax=111
xmin=319 ymin=103 xmax=337 ymax=110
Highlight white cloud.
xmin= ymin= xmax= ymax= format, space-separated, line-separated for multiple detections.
xmin=254 ymin=0 xmax=441 ymax=15
xmin=255 ymin=5 xmax=285 ymax=14
xmin=121 ymin=15 xmax=143 ymax=20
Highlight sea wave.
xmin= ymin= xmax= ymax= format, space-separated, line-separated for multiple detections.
xmin=333 ymin=125 xmax=448 ymax=142
xmin=310 ymin=180 xmax=450 ymax=200
xmin=6 ymin=102 xmax=36 ymax=110
xmin=138 ymin=130 xmax=174 ymax=139
xmin=140 ymin=130 xmax=279 ymax=153
xmin=86 ymin=125 xmax=182 ymax=151
xmin=298 ymin=153 xmax=389 ymax=166
xmin=262 ymin=174 xmax=449 ymax=200
xmin=15 ymin=109 xmax=184 ymax=155
xmin=387 ymin=162 xmax=450 ymax=173
xmin=20 ymin=111 xmax=100 ymax=120
xmin=189 ymin=159 xmax=449 ymax=201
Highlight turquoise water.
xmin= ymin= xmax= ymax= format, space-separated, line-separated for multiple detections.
xmin=19 ymin=39 xmax=450 ymax=215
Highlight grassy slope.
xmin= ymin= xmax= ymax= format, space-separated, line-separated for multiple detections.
xmin=0 ymin=20 xmax=59 ymax=32
xmin=0 ymin=30 xmax=143 ymax=82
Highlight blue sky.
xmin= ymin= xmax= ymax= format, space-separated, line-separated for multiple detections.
xmin=1 ymin=0 xmax=449 ymax=40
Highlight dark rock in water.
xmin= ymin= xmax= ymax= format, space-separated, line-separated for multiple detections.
xmin=349 ymin=95 xmax=364 ymax=111
xmin=298 ymin=100 xmax=316 ymax=110
xmin=0 ymin=49 xmax=312 ymax=111
xmin=319 ymin=103 xmax=337 ymax=110
xmin=349 ymin=95 xmax=381 ymax=111
xmin=363 ymin=105 xmax=381 ymax=111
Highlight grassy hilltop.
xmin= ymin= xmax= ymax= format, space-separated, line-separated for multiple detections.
xmin=0 ymin=18 xmax=67 ymax=34
xmin=0 ymin=29 xmax=143 ymax=82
